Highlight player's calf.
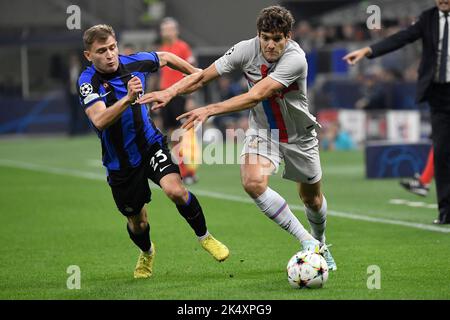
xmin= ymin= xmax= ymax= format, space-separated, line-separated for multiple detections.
xmin=176 ymin=191 xmax=207 ymax=236
xmin=126 ymin=207 xmax=152 ymax=254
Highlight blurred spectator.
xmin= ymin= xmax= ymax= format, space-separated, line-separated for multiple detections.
xmin=341 ymin=24 xmax=356 ymax=41
xmin=158 ymin=17 xmax=199 ymax=184
xmin=294 ymin=21 xmax=314 ymax=52
xmin=313 ymin=26 xmax=327 ymax=49
xmin=354 ymin=66 xmax=390 ymax=110
xmin=50 ymin=54 xmax=65 ymax=81
xmin=212 ymin=75 xmax=247 ymax=134
xmin=400 ymin=147 xmax=434 ymax=197
xmin=158 ymin=16 xmax=196 ymax=132
xmin=122 ymin=43 xmax=136 ymax=55
xmin=325 ymin=26 xmax=338 ymax=44
xmin=403 ymin=58 xmax=420 ymax=81
xmin=0 ymin=75 xmax=21 ymax=97
xmin=320 ymin=121 xmax=355 ymax=151
xmin=65 ymin=52 xmax=89 ymax=136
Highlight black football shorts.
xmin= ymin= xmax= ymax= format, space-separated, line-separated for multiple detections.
xmin=107 ymin=140 xmax=180 ymax=217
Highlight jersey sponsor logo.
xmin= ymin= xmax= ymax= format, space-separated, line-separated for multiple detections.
xmin=79 ymin=82 xmax=93 ymax=97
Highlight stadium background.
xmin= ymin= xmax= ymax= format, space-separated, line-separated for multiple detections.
xmin=1 ymin=0 xmax=449 ymax=300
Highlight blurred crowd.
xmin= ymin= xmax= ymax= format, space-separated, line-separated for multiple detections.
xmin=293 ymin=17 xmax=425 ymax=150
xmin=294 ymin=17 xmax=418 ymax=51
xmin=1 ymin=14 xmax=426 ymax=151
xmin=296 ymin=18 xmax=421 ymax=78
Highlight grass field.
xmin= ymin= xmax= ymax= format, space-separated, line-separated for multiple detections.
xmin=0 ymin=135 xmax=449 ymax=300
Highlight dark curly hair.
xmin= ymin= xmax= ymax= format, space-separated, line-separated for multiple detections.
xmin=256 ymin=5 xmax=295 ymax=37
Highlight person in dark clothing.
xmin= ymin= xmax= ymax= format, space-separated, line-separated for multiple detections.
xmin=343 ymin=0 xmax=450 ymax=224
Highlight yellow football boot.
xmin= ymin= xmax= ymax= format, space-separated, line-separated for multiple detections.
xmin=200 ymin=235 xmax=229 ymax=262
xmin=134 ymin=242 xmax=155 ymax=279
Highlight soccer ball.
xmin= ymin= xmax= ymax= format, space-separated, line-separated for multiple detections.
xmin=286 ymin=250 xmax=329 ymax=289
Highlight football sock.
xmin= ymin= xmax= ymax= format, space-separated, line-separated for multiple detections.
xmin=305 ymin=195 xmax=327 ymax=244
xmin=420 ymin=148 xmax=434 ymax=185
xmin=176 ymin=192 xmax=208 ymax=237
xmin=127 ymin=223 xmax=152 ymax=253
xmin=198 ymin=231 xmax=210 ymax=241
xmin=254 ymin=187 xmax=314 ymax=242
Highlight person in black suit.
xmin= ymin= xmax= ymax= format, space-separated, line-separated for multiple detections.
xmin=343 ymin=0 xmax=450 ymax=225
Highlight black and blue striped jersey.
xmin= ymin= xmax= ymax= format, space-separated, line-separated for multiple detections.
xmin=78 ymin=52 xmax=163 ymax=172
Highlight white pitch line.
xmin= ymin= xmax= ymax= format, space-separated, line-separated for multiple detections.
xmin=389 ymin=198 xmax=438 ymax=210
xmin=189 ymin=189 xmax=450 ymax=234
xmin=86 ymin=159 xmax=103 ymax=168
xmin=0 ymin=159 xmax=105 ymax=180
xmin=1 ymin=159 xmax=450 ymax=234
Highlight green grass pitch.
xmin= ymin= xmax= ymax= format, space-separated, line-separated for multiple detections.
xmin=0 ymin=135 xmax=449 ymax=300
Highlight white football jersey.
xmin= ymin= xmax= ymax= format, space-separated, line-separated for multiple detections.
xmin=215 ymin=36 xmax=320 ymax=143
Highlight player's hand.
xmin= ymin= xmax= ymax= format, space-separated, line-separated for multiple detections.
xmin=126 ymin=76 xmax=143 ymax=103
xmin=136 ymin=89 xmax=175 ymax=110
xmin=342 ymin=47 xmax=372 ymax=65
xmin=176 ymin=107 xmax=211 ymax=131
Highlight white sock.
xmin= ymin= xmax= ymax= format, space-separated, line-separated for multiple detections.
xmin=254 ymin=187 xmax=314 ymax=243
xmin=197 ymin=231 xmax=210 ymax=241
xmin=305 ymin=195 xmax=327 ymax=244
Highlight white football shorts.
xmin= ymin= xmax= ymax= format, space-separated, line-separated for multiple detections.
xmin=240 ymin=132 xmax=322 ymax=184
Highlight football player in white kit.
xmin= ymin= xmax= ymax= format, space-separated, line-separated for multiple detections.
xmin=137 ymin=5 xmax=336 ymax=270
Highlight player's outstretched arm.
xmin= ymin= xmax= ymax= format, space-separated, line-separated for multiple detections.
xmin=85 ymin=76 xmax=142 ymax=131
xmin=344 ymin=14 xmax=423 ymax=65
xmin=156 ymin=51 xmax=200 ymax=76
xmin=342 ymin=47 xmax=372 ymax=65
xmin=176 ymin=76 xmax=284 ymax=130
xmin=136 ymin=64 xmax=220 ymax=110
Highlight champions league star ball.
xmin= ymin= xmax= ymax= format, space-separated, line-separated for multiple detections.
xmin=286 ymin=250 xmax=329 ymax=289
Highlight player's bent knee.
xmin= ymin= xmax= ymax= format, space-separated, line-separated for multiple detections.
xmin=164 ymin=185 xmax=188 ymax=204
xmin=242 ymin=179 xmax=266 ymax=198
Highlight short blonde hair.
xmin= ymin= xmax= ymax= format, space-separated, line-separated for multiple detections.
xmin=83 ymin=24 xmax=116 ymax=50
